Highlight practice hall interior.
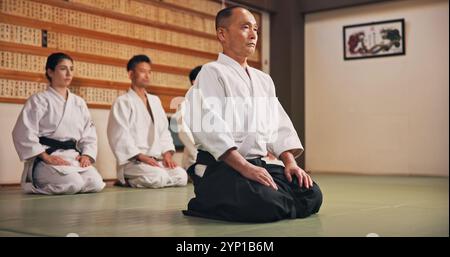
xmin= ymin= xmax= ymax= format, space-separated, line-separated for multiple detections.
xmin=0 ymin=0 xmax=448 ymax=237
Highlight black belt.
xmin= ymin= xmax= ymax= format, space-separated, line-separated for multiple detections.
xmin=31 ymin=137 xmax=80 ymax=187
xmin=196 ymin=150 xmax=263 ymax=166
xmin=195 ymin=150 xmax=218 ymax=166
xmin=188 ymin=150 xmax=263 ymax=181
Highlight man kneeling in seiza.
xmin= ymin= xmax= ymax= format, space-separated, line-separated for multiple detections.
xmin=107 ymin=55 xmax=188 ymax=188
xmin=181 ymin=6 xmax=323 ymax=222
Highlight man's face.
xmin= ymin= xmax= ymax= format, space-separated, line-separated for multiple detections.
xmin=219 ymin=8 xmax=258 ymax=58
xmin=129 ymin=62 xmax=151 ymax=88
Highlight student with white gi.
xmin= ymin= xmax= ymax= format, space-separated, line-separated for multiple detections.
xmin=12 ymin=52 xmax=105 ymax=195
xmin=107 ymin=55 xmax=188 ymax=188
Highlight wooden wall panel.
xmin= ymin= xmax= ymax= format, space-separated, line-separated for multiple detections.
xmin=0 ymin=0 xmax=264 ymax=113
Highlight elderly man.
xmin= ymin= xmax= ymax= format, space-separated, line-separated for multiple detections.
xmin=181 ymin=6 xmax=323 ymax=222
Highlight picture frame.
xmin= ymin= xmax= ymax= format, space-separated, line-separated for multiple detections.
xmin=343 ymin=19 xmax=405 ymax=60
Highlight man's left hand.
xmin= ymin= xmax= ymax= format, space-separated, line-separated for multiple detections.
xmin=284 ymin=163 xmax=313 ymax=189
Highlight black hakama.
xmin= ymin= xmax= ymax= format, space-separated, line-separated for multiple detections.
xmin=183 ymin=151 xmax=323 ymax=223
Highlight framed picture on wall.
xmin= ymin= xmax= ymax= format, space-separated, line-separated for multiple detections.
xmin=343 ymin=19 xmax=405 ymax=60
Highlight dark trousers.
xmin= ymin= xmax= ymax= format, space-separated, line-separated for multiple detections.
xmin=183 ymin=151 xmax=323 ymax=223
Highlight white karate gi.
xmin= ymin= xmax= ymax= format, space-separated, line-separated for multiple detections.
xmin=107 ymin=89 xmax=187 ymax=188
xmin=12 ymin=86 xmax=105 ymax=195
xmin=183 ymin=53 xmax=304 ymax=162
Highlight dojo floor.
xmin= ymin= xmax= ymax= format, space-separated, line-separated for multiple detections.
xmin=0 ymin=174 xmax=448 ymax=237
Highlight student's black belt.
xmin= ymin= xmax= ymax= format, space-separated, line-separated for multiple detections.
xmin=31 ymin=137 xmax=80 ymax=187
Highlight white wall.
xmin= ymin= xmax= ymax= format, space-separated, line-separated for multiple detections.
xmin=305 ymin=0 xmax=449 ymax=176
xmin=0 ymin=103 xmax=24 ymax=184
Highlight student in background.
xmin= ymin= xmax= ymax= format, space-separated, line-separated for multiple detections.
xmin=107 ymin=55 xmax=188 ymax=188
xmin=12 ymin=52 xmax=105 ymax=195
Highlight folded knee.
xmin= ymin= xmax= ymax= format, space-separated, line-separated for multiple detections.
xmin=44 ymin=181 xmax=83 ymax=195
xmin=310 ymin=183 xmax=323 ymax=213
xmin=131 ymin=173 xmax=170 ymax=188
xmin=66 ymin=182 xmax=84 ymax=194
xmin=82 ymin=177 xmax=105 ymax=193
xmin=174 ymin=169 xmax=188 ymax=186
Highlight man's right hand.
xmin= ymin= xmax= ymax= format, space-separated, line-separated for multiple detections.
xmin=39 ymin=152 xmax=70 ymax=166
xmin=240 ymin=163 xmax=278 ymax=190
xmin=136 ymin=154 xmax=162 ymax=167
xmin=220 ymin=149 xmax=278 ymax=190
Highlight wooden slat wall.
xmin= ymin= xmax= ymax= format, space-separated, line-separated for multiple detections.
xmin=0 ymin=0 xmax=263 ymax=113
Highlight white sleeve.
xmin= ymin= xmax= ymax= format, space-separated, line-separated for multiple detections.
xmin=78 ymin=101 xmax=98 ymax=162
xmin=12 ymin=95 xmax=47 ymax=161
xmin=107 ymin=98 xmax=140 ymax=165
xmin=184 ymin=66 xmax=237 ymax=160
xmin=266 ymin=77 xmax=304 ymax=159
xmin=155 ymin=97 xmax=175 ymax=155
xmin=176 ymin=102 xmax=197 ymax=156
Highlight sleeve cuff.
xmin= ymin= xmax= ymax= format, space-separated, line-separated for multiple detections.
xmin=20 ymin=146 xmax=46 ymax=161
xmin=162 ymin=146 xmax=176 ymax=155
xmin=211 ymin=144 xmax=238 ymax=161
xmin=82 ymin=149 xmax=97 ymax=162
xmin=117 ymin=150 xmax=141 ymax=166
xmin=272 ymin=144 xmax=304 ymax=160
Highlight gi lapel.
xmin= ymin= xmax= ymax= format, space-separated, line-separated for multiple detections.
xmin=146 ymin=94 xmax=158 ymax=154
xmin=218 ymin=53 xmax=251 ymax=88
xmin=48 ymin=87 xmax=75 ymax=139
